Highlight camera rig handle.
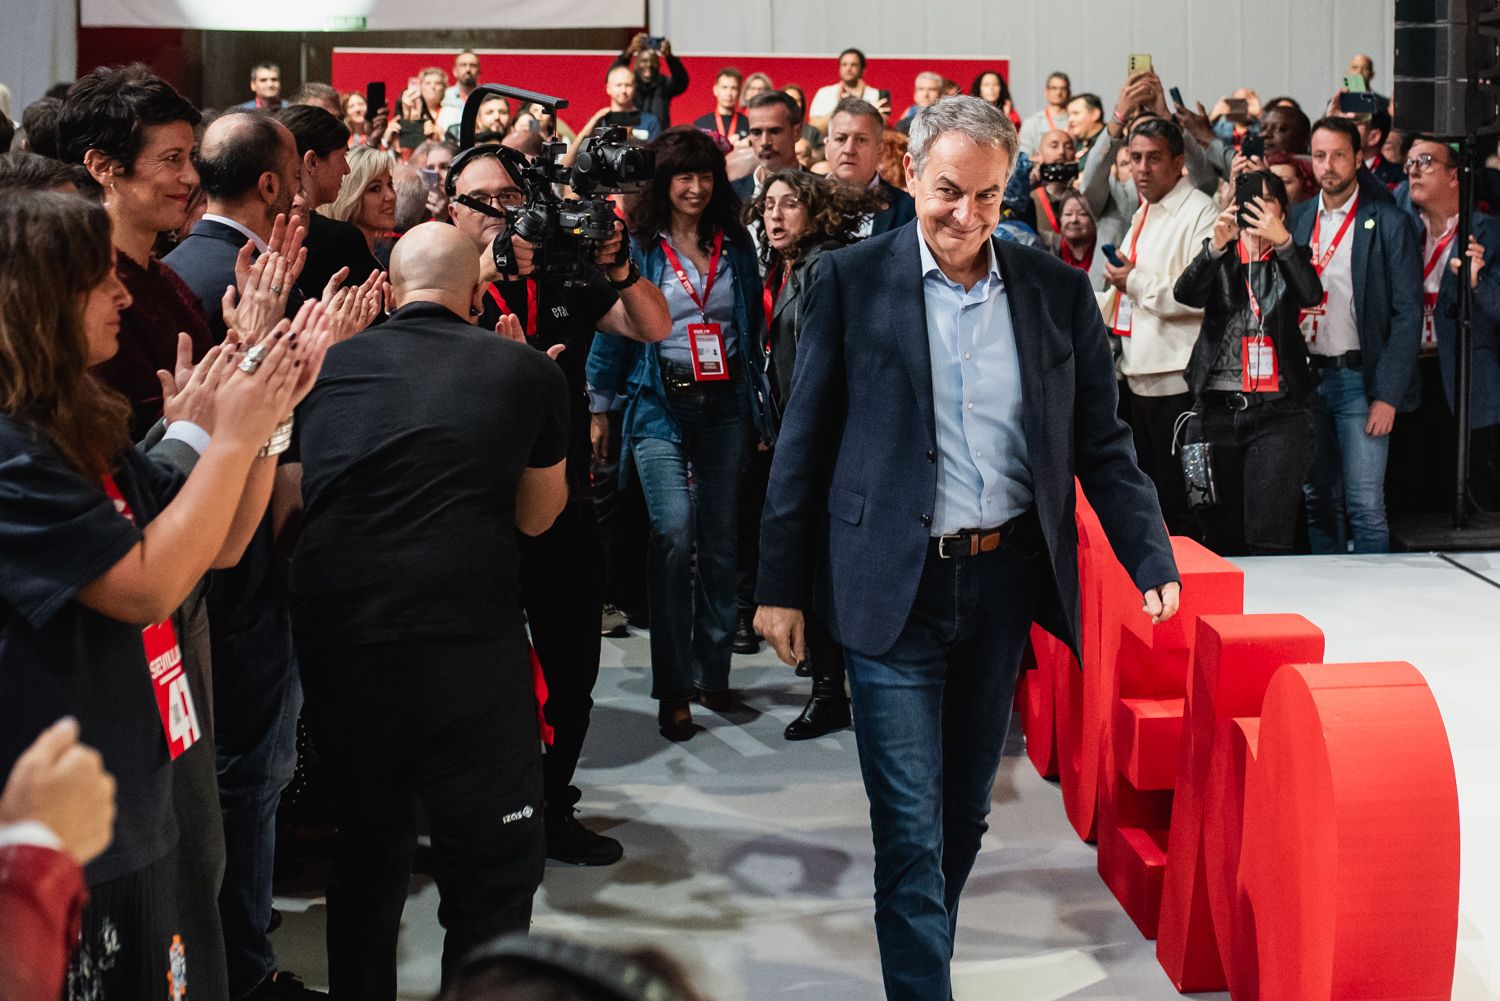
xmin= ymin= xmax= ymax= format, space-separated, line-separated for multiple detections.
xmin=458 ymin=84 xmax=569 ymax=150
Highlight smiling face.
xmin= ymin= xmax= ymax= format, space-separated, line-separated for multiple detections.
xmin=1059 ymin=197 xmax=1094 ymax=244
xmin=827 ymin=110 xmax=884 ymax=186
xmin=355 ymin=169 xmax=398 ymax=233
xmin=1066 ymin=98 xmax=1100 ymax=140
xmin=108 ymin=120 xmax=199 ymax=234
xmin=344 ymin=93 xmax=367 ymax=129
xmin=668 ymin=170 xmax=714 ymax=224
xmin=81 ymin=259 xmax=133 ymax=366
xmin=762 ymin=179 xmax=810 ymax=253
xmin=906 ymin=132 xmax=1011 ymax=268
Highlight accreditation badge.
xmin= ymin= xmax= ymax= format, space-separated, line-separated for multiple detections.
xmin=689 ymin=322 xmax=730 ymax=381
xmin=144 ymin=619 xmax=199 ymax=759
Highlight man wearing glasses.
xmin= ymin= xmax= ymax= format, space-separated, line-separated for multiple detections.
xmin=1292 ymin=116 xmax=1424 ymax=553
xmin=446 ymin=145 xmax=670 ymax=865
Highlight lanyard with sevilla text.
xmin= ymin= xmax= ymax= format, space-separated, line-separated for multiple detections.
xmin=1238 ymin=240 xmax=1279 ymax=391
xmin=1112 ymin=202 xmax=1150 ymax=335
xmin=1420 ymin=224 xmax=1458 ymax=348
xmin=1300 ymin=195 xmax=1359 ymax=344
xmin=487 ymin=278 xmax=539 ymax=338
xmin=661 ymin=229 xmax=730 ymax=381
xmin=101 ymin=474 xmax=201 ymax=760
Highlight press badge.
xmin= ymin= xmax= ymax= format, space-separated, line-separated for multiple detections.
xmin=1113 ymin=294 xmax=1134 ymax=336
xmin=689 ymin=322 xmax=729 ymax=380
xmin=144 ymin=619 xmax=200 ymax=759
xmin=1299 ymin=297 xmax=1326 ymax=344
xmin=1421 ymin=292 xmax=1439 ymax=351
xmin=1242 ymin=337 xmax=1278 ymax=392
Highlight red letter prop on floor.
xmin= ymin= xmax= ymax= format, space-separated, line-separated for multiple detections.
xmin=1020 ymin=624 xmax=1069 ymax=780
xmin=1239 ymin=663 xmax=1460 ymax=1001
xmin=1155 ymin=614 xmax=1325 ymax=992
xmin=1095 ymin=537 xmax=1244 ymax=938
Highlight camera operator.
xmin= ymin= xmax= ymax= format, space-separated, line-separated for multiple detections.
xmin=446 ymin=144 xmax=670 ymax=865
xmin=611 ymin=33 xmax=689 ymax=129
xmin=1028 ymin=129 xmax=1078 ymax=251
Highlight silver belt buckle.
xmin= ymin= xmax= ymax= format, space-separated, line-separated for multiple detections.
xmin=1228 ymin=393 xmax=1250 ymax=412
xmin=937 ymin=533 xmax=962 ymax=559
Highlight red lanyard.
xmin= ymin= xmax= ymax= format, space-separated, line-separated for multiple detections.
xmin=660 ymin=229 xmax=723 ymax=318
xmin=1045 ymin=107 xmax=1058 ymax=130
xmin=1237 ymin=240 xmax=1275 ymax=324
xmin=1061 ymin=240 xmax=1093 ymax=272
xmin=1310 ymin=195 xmax=1359 ymax=274
xmin=102 ymin=473 xmax=134 ymax=524
xmin=1037 ymin=191 xmax=1060 ymax=234
xmin=487 ymin=279 xmax=538 ymax=337
xmin=714 ymin=112 xmax=737 ymax=138
xmin=762 ymin=264 xmax=788 ymax=331
xmin=1424 ymin=225 xmax=1457 ymax=281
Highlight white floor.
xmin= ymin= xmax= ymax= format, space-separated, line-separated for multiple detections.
xmin=267 ymin=551 xmax=1500 ymax=1001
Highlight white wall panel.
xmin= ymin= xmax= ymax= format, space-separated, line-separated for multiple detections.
xmin=654 ymin=0 xmax=1395 ymax=123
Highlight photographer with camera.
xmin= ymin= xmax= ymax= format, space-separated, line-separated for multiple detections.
xmin=611 ymin=33 xmax=689 ymax=129
xmin=445 ymin=117 xmax=670 ymax=864
xmin=1028 ymin=129 xmax=1079 ymax=251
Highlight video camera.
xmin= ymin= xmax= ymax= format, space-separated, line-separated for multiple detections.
xmin=1038 ymin=161 xmax=1080 ymax=184
xmin=452 ymin=84 xmax=655 ymax=284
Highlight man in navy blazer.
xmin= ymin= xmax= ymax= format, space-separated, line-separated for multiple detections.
xmin=160 ymin=108 xmax=313 ymax=1001
xmin=1407 ymin=135 xmax=1500 ymax=505
xmin=730 ymin=91 xmax=803 ymax=204
xmin=1292 ymin=117 xmax=1423 ymax=553
xmin=825 ymin=96 xmax=916 ymax=237
xmin=755 ymin=97 xmax=1180 ymax=1001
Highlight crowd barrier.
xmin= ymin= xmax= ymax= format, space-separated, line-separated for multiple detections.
xmin=1018 ymin=487 xmax=1460 ymax=1000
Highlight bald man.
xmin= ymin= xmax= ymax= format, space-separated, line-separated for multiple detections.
xmin=1030 ymin=128 xmax=1079 ymax=250
xmin=289 ymin=221 xmax=569 ymax=1000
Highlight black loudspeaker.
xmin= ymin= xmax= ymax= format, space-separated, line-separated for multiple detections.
xmin=1394 ymin=0 xmax=1500 ymax=136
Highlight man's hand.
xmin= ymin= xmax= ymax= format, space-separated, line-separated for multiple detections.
xmin=1104 ymin=257 xmax=1135 ymax=293
xmin=590 ymin=412 xmax=610 ymax=463
xmin=1366 ymin=400 xmax=1397 ymax=437
xmin=0 ymin=717 xmax=116 ymax=866
xmin=1113 ymin=73 xmax=1155 ymax=131
xmin=1452 ymin=235 xmax=1486 ymax=289
xmin=1142 ymin=582 xmax=1181 ymax=625
xmin=1175 ymin=100 xmax=1215 ymax=146
xmin=510 ymin=232 xmax=537 ymax=277
xmin=755 ymin=605 xmax=806 ymax=666
xmin=159 ymin=336 xmax=229 ymax=432
xmin=628 ymin=32 xmax=648 ymax=54
xmin=594 ymin=219 xmax=629 ymax=279
xmin=495 ymin=313 xmax=526 ymax=343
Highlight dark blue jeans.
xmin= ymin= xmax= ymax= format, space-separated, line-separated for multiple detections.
xmin=843 ymin=533 xmax=1039 ymax=1001
xmin=1304 ymin=366 xmax=1391 ymax=553
xmin=631 ymin=387 xmax=752 ymax=701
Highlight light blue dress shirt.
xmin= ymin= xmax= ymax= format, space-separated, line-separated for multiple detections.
xmin=919 ymin=233 xmax=1034 ymax=535
xmin=656 ymin=233 xmax=738 ymax=368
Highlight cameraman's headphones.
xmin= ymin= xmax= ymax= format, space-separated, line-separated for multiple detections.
xmin=445 ymin=143 xmax=530 ymax=201
xmin=451 ymin=933 xmax=694 ymax=1001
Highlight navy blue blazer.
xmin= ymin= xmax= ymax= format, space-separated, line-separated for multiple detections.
xmin=1290 ymin=192 xmax=1424 ymax=410
xmin=756 ymin=221 xmax=1179 ymax=660
xmin=1439 ymin=211 xmax=1500 ymax=429
xmin=870 ymin=180 xmax=916 ymax=236
xmin=163 ymin=218 xmax=305 ymax=344
xmin=731 ymin=172 xmax=757 ymax=205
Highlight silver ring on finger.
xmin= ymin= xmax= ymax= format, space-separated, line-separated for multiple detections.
xmin=271 ymin=285 xmax=283 ymax=294
xmin=238 ymin=355 xmax=262 ymax=374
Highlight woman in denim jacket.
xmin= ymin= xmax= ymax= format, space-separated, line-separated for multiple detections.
xmin=586 ymin=127 xmax=772 ymax=741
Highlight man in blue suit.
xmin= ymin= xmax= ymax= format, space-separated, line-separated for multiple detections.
xmin=731 ymin=91 xmax=802 ymax=205
xmin=755 ymin=96 xmax=1181 ymax=1001
xmin=1293 ymin=117 xmax=1423 ymax=553
xmin=1407 ymin=135 xmax=1500 ymax=506
xmin=825 ymin=97 xmax=916 ymax=237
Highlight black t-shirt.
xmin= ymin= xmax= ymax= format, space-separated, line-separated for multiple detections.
xmin=0 ymin=416 xmax=185 ymax=886
xmin=479 ymin=271 xmax=619 ymax=499
xmin=692 ymin=110 xmax=750 ymax=140
xmin=291 ymin=301 xmax=570 ymax=652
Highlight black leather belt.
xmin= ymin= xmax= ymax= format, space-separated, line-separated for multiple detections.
xmin=661 ymin=359 xmax=737 ymax=394
xmin=931 ymin=512 xmax=1033 ymax=559
xmin=1310 ymin=350 xmax=1363 ymax=371
xmin=1202 ymin=390 xmax=1284 ymax=411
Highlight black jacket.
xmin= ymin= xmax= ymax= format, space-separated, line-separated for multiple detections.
xmin=1175 ymin=239 xmax=1324 ymax=401
xmin=296 ymin=212 xmax=381 ymax=302
xmin=610 ymin=51 xmax=689 ymax=127
xmin=765 ymin=243 xmax=833 ymax=418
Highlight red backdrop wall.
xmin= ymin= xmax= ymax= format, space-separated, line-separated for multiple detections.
xmin=331 ymin=49 xmax=1012 ymax=134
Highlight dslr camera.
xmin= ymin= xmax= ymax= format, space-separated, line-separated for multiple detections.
xmin=1038 ymin=161 xmax=1080 ymax=184
xmin=452 ymin=84 xmax=654 ymax=284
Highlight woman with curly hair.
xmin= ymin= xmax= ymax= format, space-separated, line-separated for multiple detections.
xmin=586 ymin=126 xmax=772 ymax=740
xmin=746 ymin=169 xmax=885 ymax=739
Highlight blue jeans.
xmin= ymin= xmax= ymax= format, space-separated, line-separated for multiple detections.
xmin=1304 ymin=366 xmax=1391 ymax=554
xmin=631 ymin=387 xmax=752 ymax=701
xmin=212 ymin=594 xmax=301 ymax=998
xmin=843 ymin=531 xmax=1039 ymax=1001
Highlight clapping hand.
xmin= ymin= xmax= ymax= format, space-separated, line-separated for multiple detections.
xmin=224 ymin=250 xmax=292 ymax=346
xmin=158 ymin=333 xmax=231 ymax=432
xmin=320 ymin=268 xmax=387 ymax=344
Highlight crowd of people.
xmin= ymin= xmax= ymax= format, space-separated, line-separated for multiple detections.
xmin=0 ymin=35 xmax=1496 ymax=1001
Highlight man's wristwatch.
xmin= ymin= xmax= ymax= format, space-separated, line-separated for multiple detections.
xmin=608 ymin=261 xmax=642 ymax=291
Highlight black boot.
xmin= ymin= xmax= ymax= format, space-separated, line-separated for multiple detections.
xmin=784 ymin=667 xmax=851 ymax=740
xmin=733 ymin=606 xmax=760 ymax=654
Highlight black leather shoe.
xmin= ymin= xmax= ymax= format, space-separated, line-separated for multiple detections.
xmin=658 ymin=700 xmax=697 ymax=742
xmin=733 ymin=610 xmax=760 ymax=654
xmin=783 ymin=696 xmax=851 ymax=740
xmin=794 ymin=660 xmax=813 ymax=677
xmin=545 ymin=809 xmax=624 ymax=866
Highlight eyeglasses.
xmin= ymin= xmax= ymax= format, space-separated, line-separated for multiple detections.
xmin=1404 ymin=152 xmax=1455 ymax=175
xmin=462 ymin=190 xmax=525 ymax=209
